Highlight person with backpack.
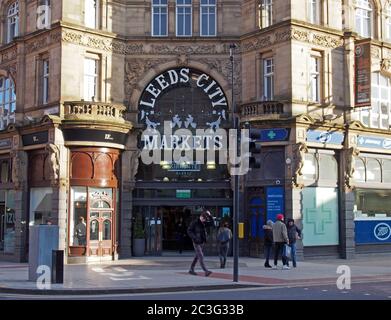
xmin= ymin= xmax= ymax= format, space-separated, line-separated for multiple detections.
xmin=262 ymin=220 xmax=274 ymax=268
xmin=286 ymin=218 xmax=302 ymax=268
xmin=217 ymin=222 xmax=232 ymax=268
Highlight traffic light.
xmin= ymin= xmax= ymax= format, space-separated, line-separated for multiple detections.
xmin=249 ymin=140 xmax=261 ymax=169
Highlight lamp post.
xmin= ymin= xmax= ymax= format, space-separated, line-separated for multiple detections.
xmin=229 ymin=43 xmax=239 ymax=283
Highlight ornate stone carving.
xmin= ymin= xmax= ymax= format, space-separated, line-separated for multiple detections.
xmin=381 ymin=58 xmax=391 ymax=76
xmin=45 ymin=144 xmax=60 ymax=186
xmin=0 ymin=46 xmax=17 ymax=65
xmin=129 ymin=150 xmax=141 ymax=182
xmin=11 ymin=151 xmax=26 ymax=190
xmin=292 ymin=142 xmax=308 ymax=188
xmin=150 ymin=44 xmax=217 ymax=55
xmin=345 ymin=147 xmax=360 ymax=190
xmin=125 ymin=58 xmax=168 ymax=94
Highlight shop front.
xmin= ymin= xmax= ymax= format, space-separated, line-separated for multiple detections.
xmin=352 ymin=152 xmax=391 ymax=252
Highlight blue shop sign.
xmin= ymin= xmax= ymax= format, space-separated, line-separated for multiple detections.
xmin=355 ymin=220 xmax=391 ymax=244
xmin=306 ymin=130 xmax=345 ymax=145
xmin=251 ymin=128 xmax=290 ymax=142
xmin=357 ymin=135 xmax=391 ymax=150
xmin=266 ymin=187 xmax=285 ymax=223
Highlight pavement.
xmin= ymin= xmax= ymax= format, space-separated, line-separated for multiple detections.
xmin=0 ymin=253 xmax=391 ymax=295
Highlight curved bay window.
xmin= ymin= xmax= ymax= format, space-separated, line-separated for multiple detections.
xmin=68 ymin=148 xmax=119 ymax=259
xmin=0 ymin=77 xmax=16 ymax=131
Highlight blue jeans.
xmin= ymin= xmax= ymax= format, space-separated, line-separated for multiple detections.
xmin=287 ymin=243 xmax=297 ymax=267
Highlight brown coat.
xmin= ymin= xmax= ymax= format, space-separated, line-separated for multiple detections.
xmin=272 ymin=220 xmax=288 ymax=243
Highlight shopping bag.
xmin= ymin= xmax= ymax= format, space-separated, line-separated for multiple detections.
xmin=283 ymin=244 xmax=292 ymax=260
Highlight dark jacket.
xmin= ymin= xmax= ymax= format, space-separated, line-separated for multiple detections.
xmin=287 ymin=219 xmax=302 ymax=244
xmin=264 ymin=229 xmax=273 ymax=246
xmin=187 ymin=217 xmax=213 ymax=245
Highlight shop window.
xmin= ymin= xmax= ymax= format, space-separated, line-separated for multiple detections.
xmin=353 ymin=157 xmax=366 ymax=182
xmin=383 ymin=160 xmax=391 ymax=183
xmin=29 ymin=188 xmax=53 ymax=225
xmin=302 ymin=153 xmax=317 ymax=180
xmin=355 ymin=189 xmax=391 ymax=218
xmin=366 ymin=159 xmax=381 ymax=182
xmin=319 ymin=154 xmax=338 ymax=181
xmin=0 ymin=190 xmax=15 ymax=254
xmin=70 ymin=187 xmax=87 ymax=246
xmin=0 ymin=160 xmax=9 ymax=183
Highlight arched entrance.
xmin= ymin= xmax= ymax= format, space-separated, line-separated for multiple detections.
xmin=134 ymin=67 xmax=233 ymax=255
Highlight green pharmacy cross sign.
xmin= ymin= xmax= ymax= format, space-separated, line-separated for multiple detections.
xmin=305 ymin=199 xmax=333 ymax=235
xmin=251 ymin=128 xmax=290 ymax=142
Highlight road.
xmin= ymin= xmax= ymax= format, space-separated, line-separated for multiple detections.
xmin=1 ymin=280 xmax=391 ymax=300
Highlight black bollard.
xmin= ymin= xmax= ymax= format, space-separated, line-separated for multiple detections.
xmin=51 ymin=250 xmax=64 ymax=283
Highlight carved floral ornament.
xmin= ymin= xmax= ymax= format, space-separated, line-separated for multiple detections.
xmin=242 ymin=27 xmax=343 ymax=53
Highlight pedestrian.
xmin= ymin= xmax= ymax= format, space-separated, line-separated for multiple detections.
xmin=187 ymin=210 xmax=214 ymax=276
xmin=272 ymin=214 xmax=290 ymax=269
xmin=263 ymin=220 xmax=273 ymax=268
xmin=75 ymin=216 xmax=87 ymax=246
xmin=217 ymin=222 xmax=232 ymax=268
xmin=286 ymin=218 xmax=302 ymax=268
xmin=175 ymin=217 xmax=187 ymax=254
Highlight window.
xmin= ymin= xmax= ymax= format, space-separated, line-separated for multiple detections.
xmin=309 ymin=55 xmax=321 ymax=103
xmin=303 ymin=153 xmax=318 ymax=180
xmin=176 ymin=0 xmax=192 ymax=36
xmin=263 ymin=58 xmax=274 ymax=101
xmin=85 ymin=0 xmax=98 ymax=29
xmin=84 ymin=57 xmax=99 ymax=101
xmin=383 ymin=160 xmax=391 ymax=182
xmin=355 ymin=0 xmax=372 ymax=38
xmin=29 ymin=188 xmax=53 ymax=226
xmin=319 ymin=154 xmax=338 ymax=181
xmin=0 ymin=77 xmax=16 ymax=131
xmin=0 ymin=190 xmax=16 ymax=253
xmin=386 ymin=4 xmax=391 ymax=41
xmin=37 ymin=0 xmax=51 ymax=29
xmin=366 ymin=159 xmax=381 ymax=182
xmin=358 ymin=72 xmax=391 ymax=129
xmin=42 ymin=59 xmax=49 ymax=104
xmin=152 ymin=0 xmax=168 ymax=36
xmin=353 ymin=157 xmax=366 ymax=182
xmin=308 ymin=0 xmax=321 ymax=24
xmin=259 ymin=0 xmax=273 ymax=29
xmin=7 ymin=2 xmax=19 ymax=43
xmin=200 ymin=0 xmax=216 ymax=36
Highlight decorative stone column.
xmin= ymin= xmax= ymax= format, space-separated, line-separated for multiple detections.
xmin=11 ymin=137 xmax=28 ymax=262
xmin=119 ymin=136 xmax=140 ymax=258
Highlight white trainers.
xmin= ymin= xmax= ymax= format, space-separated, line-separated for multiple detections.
xmin=273 ymin=265 xmax=279 ymax=269
xmin=282 ymin=265 xmax=291 ymax=270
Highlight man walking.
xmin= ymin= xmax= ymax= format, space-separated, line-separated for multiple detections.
xmin=272 ymin=214 xmax=290 ymax=269
xmin=187 ymin=210 xmax=214 ymax=276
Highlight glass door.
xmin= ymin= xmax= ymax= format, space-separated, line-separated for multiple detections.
xmin=88 ymin=189 xmax=114 ymax=258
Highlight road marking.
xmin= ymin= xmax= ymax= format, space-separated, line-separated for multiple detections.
xmin=322 ymin=290 xmax=328 ymax=292
xmin=104 ymin=272 xmax=135 ymax=277
xmin=364 ymin=293 xmax=371 ymax=296
xmin=109 ymin=276 xmax=151 ymax=281
xmin=91 ymin=267 xmax=105 ymax=273
xmin=341 ymin=291 xmax=349 ymax=294
xmin=113 ymin=267 xmax=128 ymax=272
xmin=303 ymin=288 xmax=309 ymax=290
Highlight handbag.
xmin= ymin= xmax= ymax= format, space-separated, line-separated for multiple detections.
xmin=283 ymin=244 xmax=292 ymax=260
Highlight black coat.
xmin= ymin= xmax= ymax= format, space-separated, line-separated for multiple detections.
xmin=264 ymin=229 xmax=273 ymax=245
xmin=287 ymin=224 xmax=302 ymax=244
xmin=187 ymin=218 xmax=213 ymax=245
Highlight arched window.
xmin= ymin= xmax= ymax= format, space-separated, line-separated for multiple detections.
xmin=386 ymin=3 xmax=391 ymax=41
xmin=302 ymin=153 xmax=317 ymax=180
xmin=355 ymin=0 xmax=373 ymax=38
xmin=319 ymin=154 xmax=338 ymax=181
xmin=366 ymin=159 xmax=381 ymax=182
xmin=353 ymin=157 xmax=366 ymax=182
xmin=7 ymin=1 xmax=19 ymax=43
xmin=0 ymin=77 xmax=16 ymax=131
xmin=308 ymin=0 xmax=321 ymax=24
xmin=383 ymin=160 xmax=391 ymax=183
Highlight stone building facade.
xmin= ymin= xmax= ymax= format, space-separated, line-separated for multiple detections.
xmin=0 ymin=0 xmax=390 ymax=263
